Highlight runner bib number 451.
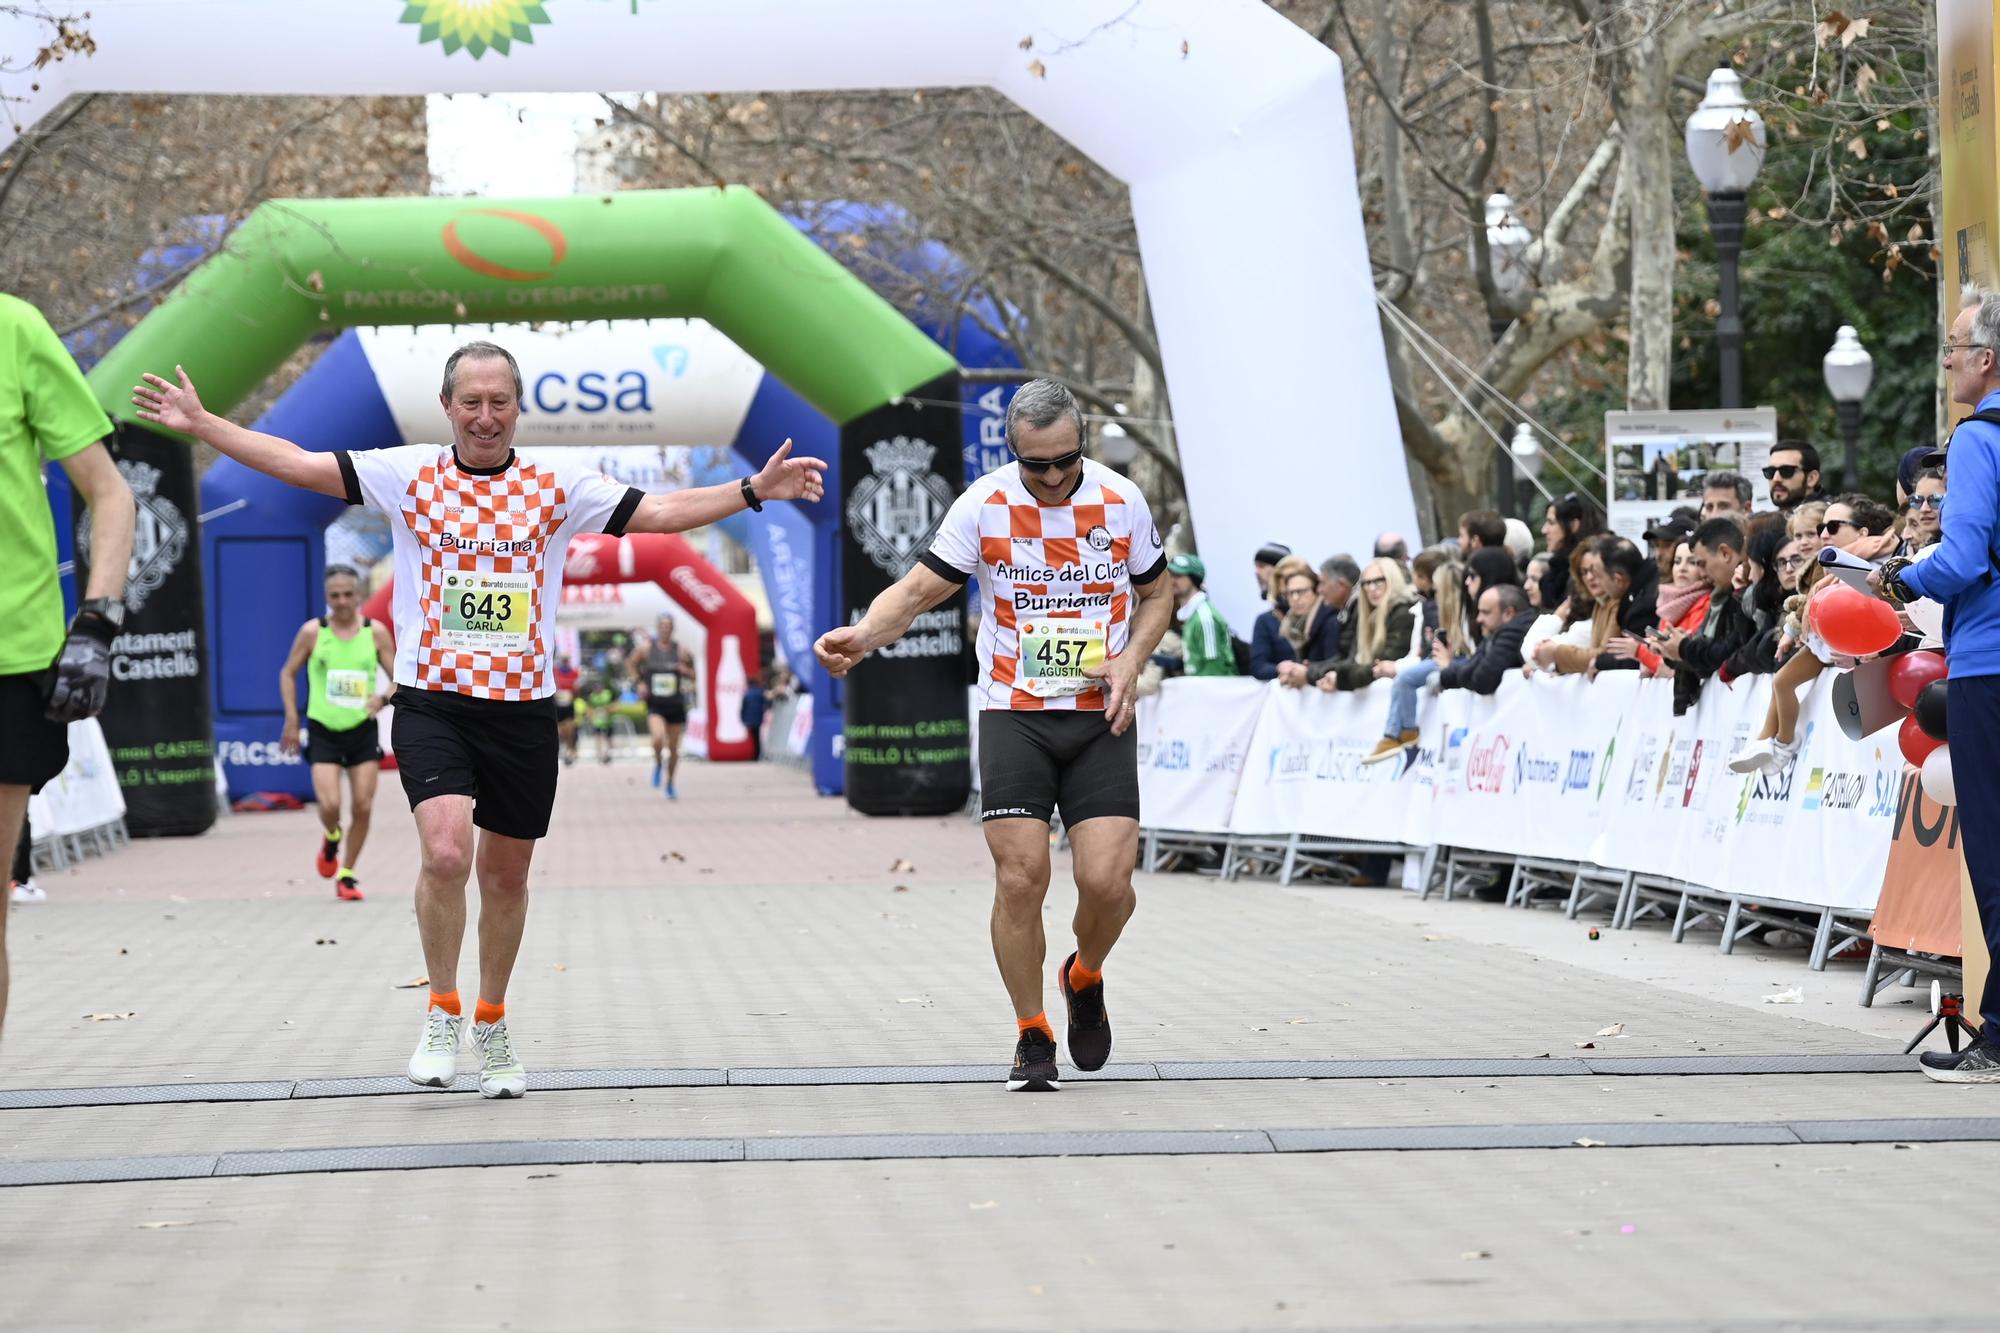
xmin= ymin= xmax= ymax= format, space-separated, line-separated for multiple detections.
xmin=437 ymin=571 xmax=534 ymax=654
xmin=324 ymin=670 xmax=371 ymax=705
xmin=1017 ymin=620 xmax=1107 ymax=698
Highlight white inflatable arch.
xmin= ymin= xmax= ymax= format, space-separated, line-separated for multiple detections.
xmin=0 ymin=0 xmax=1413 ymax=630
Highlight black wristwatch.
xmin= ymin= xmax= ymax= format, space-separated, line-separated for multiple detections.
xmin=77 ymin=597 xmax=126 ymax=631
xmin=740 ymin=477 xmax=763 ymax=512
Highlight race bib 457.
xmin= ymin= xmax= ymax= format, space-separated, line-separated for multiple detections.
xmin=1017 ymin=619 xmax=1107 ymax=698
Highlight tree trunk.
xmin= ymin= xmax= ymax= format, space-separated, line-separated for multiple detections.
xmin=1620 ymin=33 xmax=1676 ymax=413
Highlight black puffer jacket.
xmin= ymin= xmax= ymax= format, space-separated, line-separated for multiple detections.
xmin=1670 ymin=591 xmax=1758 ymax=714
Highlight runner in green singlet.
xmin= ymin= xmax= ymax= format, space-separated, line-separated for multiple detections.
xmin=280 ymin=565 xmax=394 ymax=901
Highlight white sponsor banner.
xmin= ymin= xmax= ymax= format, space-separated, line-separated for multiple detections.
xmin=358 ymin=320 xmax=763 ymax=448
xmin=27 ymin=720 xmax=127 ymax=841
xmin=1431 ymin=673 xmax=1627 ymax=864
xmin=1230 ymin=681 xmax=1433 ymax=844
xmin=1709 ymin=673 xmax=1901 ymax=911
xmin=1139 ymin=671 xmax=1898 ymax=915
xmin=1133 ymin=677 xmax=1266 ymax=833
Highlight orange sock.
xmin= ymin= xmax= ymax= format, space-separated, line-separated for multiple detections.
xmin=1069 ymin=958 xmax=1103 ymax=991
xmin=1018 ymin=1011 xmax=1053 ymax=1040
xmin=474 ymin=998 xmax=505 ymax=1026
xmin=427 ymin=990 xmax=461 ymax=1016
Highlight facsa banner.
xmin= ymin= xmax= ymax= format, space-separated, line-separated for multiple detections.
xmin=1141 ymin=670 xmax=1901 ymax=916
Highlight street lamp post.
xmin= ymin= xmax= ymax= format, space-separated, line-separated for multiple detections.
xmin=1822 ymin=325 xmax=1874 ymax=490
xmin=1684 ymin=67 xmax=1766 ymax=410
xmin=1478 ymin=193 xmax=1533 ymax=514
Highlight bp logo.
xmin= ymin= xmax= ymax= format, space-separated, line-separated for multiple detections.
xmin=846 ymin=437 xmax=956 ymax=577
xmin=76 ymin=460 xmax=188 ymax=614
xmin=400 ymin=1 xmax=552 ymax=59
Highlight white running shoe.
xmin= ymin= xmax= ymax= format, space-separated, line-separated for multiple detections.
xmin=1727 ymin=738 xmax=1776 ymax=773
xmin=407 ymin=1005 xmax=464 ymax=1088
xmin=9 ymin=879 xmax=46 ymax=903
xmin=472 ymin=1018 xmax=528 ymax=1099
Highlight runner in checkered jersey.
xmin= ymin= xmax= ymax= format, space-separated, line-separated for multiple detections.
xmin=815 ymin=380 xmax=1174 ymax=1091
xmin=134 ymin=343 xmax=825 ymax=1098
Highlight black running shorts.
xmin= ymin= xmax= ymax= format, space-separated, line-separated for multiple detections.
xmin=0 ymin=669 xmax=68 ymax=793
xmin=647 ymin=697 xmax=688 ymax=726
xmin=305 ymin=718 xmax=383 ymax=768
xmin=390 ymin=688 xmax=560 ymax=840
xmin=978 ymin=709 xmax=1139 ymax=827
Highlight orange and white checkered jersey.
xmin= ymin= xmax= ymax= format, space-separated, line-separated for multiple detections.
xmin=924 ymin=459 xmax=1167 ymax=712
xmin=337 ymin=445 xmax=641 ymax=702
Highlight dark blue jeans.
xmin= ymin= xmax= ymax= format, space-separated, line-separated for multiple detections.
xmin=1951 ymin=674 xmax=2000 ymax=1036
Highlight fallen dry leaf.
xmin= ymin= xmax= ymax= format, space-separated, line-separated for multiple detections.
xmin=892 ymin=885 xmax=909 ymax=893
xmin=552 ymin=963 xmax=567 ymax=972
xmin=1573 ymin=1041 xmax=1595 ymax=1049
xmin=392 ymin=975 xmax=430 ymax=990
xmin=85 ymin=1012 xmax=136 ymax=1022
xmin=1018 ymin=34 xmax=1032 ymax=50
xmin=1286 ymin=1018 xmax=1310 ymax=1025
xmin=1026 ymin=58 xmax=1046 ymax=79
xmin=1595 ymin=1023 xmax=1624 ymax=1037
xmin=137 ymin=1220 xmax=195 ymax=1230
xmin=1462 ymin=1250 xmax=1492 ymax=1261
xmin=889 ymin=858 xmax=916 ymax=873
xmin=1574 ymin=1137 xmax=1607 ymax=1148
xmin=969 ymin=1200 xmax=999 ymax=1210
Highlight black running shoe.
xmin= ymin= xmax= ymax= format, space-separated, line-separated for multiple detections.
xmin=1922 ymin=1041 xmax=2000 ymax=1083
xmin=1007 ymin=1027 xmax=1061 ymax=1092
xmin=1058 ymin=951 xmax=1112 ymax=1072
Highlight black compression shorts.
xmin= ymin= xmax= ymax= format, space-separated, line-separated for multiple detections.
xmin=977 ymin=709 xmax=1139 ymax=827
xmin=305 ymin=718 xmax=382 ymax=768
xmin=390 ymin=688 xmax=559 ymax=840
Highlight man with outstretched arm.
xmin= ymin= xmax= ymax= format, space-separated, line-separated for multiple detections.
xmin=136 ymin=341 xmax=824 ymax=1097
xmin=815 ymin=378 xmax=1174 ymax=1091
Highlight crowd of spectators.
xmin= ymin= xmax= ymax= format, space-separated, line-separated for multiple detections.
xmin=1151 ymin=437 xmax=1949 ymax=766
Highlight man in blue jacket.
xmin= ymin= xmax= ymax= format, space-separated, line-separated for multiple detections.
xmin=1879 ymin=286 xmax=2000 ymax=1082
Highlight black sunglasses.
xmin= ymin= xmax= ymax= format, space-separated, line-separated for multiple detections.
xmin=1762 ymin=464 xmax=1802 ymax=481
xmin=1819 ymin=518 xmax=1856 ymax=535
xmin=1011 ymin=444 xmax=1086 ymax=475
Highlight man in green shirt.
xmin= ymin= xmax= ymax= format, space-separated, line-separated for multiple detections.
xmin=278 ymin=564 xmax=395 ymax=902
xmin=1167 ymin=553 xmax=1237 ymax=677
xmin=0 ymin=293 xmax=136 ymax=1034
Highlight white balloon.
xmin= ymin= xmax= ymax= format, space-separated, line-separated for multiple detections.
xmin=1921 ymin=744 xmax=1956 ymax=806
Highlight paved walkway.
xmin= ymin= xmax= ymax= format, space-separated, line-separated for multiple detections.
xmin=1 ymin=759 xmax=1981 ymax=1331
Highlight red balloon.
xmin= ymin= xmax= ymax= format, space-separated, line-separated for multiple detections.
xmin=1815 ymin=583 xmax=1903 ymax=657
xmin=1888 ymin=650 xmax=1949 ymax=710
xmin=1899 ymin=713 xmax=1944 ymax=767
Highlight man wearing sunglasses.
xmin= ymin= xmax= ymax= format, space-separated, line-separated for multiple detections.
xmin=1761 ymin=441 xmax=1827 ymax=515
xmin=815 ymin=379 xmax=1174 ymax=1092
xmin=1876 ymin=285 xmax=2000 ymax=1083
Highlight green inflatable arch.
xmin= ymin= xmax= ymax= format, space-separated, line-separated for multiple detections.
xmin=78 ymin=186 xmax=971 ymax=833
xmin=89 ymin=185 xmax=954 ymax=423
